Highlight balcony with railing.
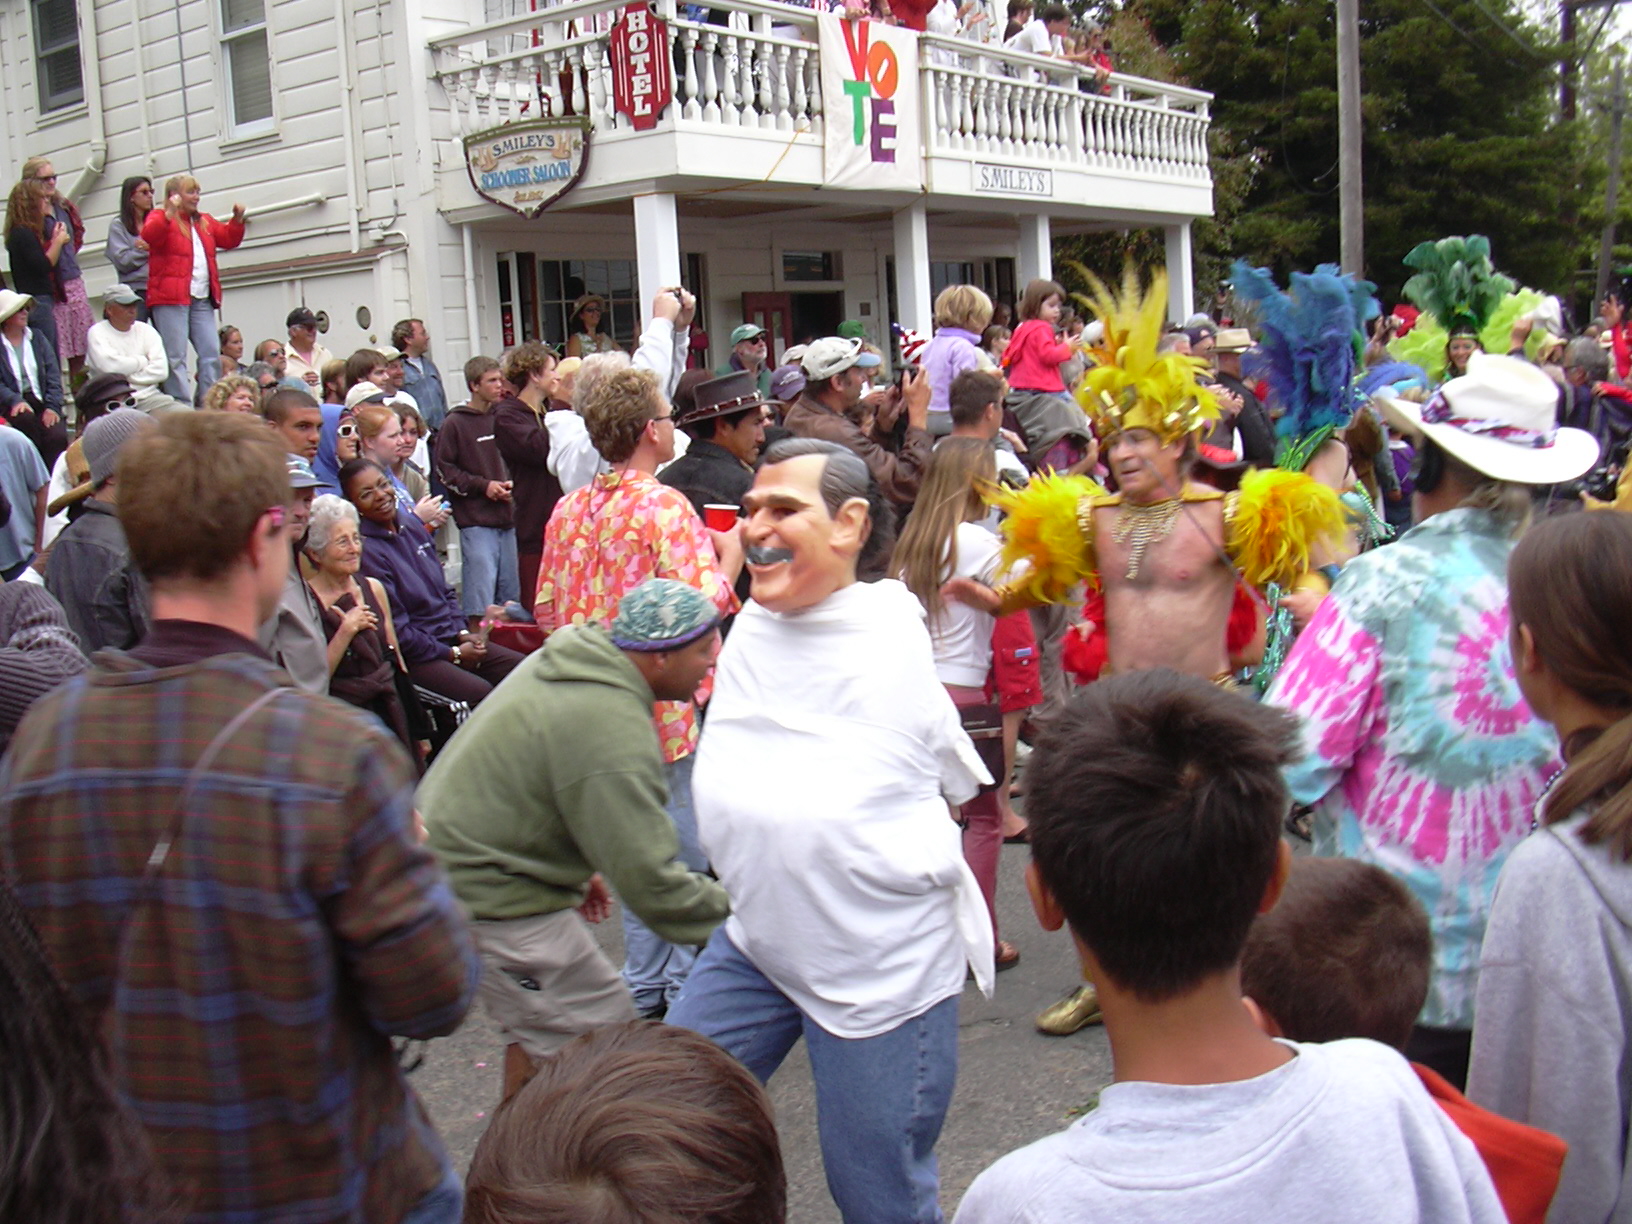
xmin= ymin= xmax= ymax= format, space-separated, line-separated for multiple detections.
xmin=427 ymin=0 xmax=1212 ymax=219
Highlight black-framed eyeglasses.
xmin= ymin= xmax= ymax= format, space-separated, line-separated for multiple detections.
xmin=259 ymin=380 xmax=278 ymax=390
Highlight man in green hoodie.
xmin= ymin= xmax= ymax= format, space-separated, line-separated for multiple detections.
xmin=421 ymin=577 xmax=732 ymax=1100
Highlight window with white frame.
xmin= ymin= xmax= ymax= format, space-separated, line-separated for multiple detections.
xmin=30 ymin=0 xmax=83 ymax=113
xmin=220 ymin=0 xmax=274 ymax=131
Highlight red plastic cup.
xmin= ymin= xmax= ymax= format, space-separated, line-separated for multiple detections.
xmin=704 ymin=503 xmax=739 ymax=531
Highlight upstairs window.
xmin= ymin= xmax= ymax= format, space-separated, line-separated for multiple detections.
xmin=221 ymin=0 xmax=274 ymax=131
xmin=31 ymin=0 xmax=83 ymax=112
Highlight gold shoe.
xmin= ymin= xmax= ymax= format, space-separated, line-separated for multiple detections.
xmin=1035 ymin=984 xmax=1103 ymax=1035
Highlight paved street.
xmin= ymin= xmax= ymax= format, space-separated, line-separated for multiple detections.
xmin=413 ymin=841 xmax=1113 ymax=1222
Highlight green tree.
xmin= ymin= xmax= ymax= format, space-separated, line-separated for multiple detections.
xmin=1121 ymin=0 xmax=1585 ymax=304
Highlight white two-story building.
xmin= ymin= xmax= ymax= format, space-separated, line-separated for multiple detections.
xmin=0 ymin=0 xmax=1211 ymax=371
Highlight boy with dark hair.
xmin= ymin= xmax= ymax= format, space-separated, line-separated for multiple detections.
xmin=954 ymin=670 xmax=1505 ymax=1224
xmin=464 ymin=1020 xmax=785 ymax=1224
xmin=1241 ymin=857 xmax=1567 ymax=1224
xmin=437 ymin=354 xmax=518 ymax=618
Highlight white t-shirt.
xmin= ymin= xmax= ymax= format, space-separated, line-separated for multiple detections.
xmin=916 ymin=520 xmax=1001 ymax=688
xmin=954 ymin=1038 xmax=1506 ymax=1224
xmin=187 ymin=224 xmax=209 ymax=300
xmin=693 ymin=580 xmax=995 ymax=1038
xmin=1003 ymin=18 xmax=1058 ymax=56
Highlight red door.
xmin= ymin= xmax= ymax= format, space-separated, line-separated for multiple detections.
xmin=741 ymin=293 xmax=795 ymax=366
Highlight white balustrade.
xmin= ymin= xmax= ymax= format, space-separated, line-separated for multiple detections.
xmin=428 ymin=0 xmax=1207 ymax=183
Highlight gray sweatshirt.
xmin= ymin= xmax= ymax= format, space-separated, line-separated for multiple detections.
xmin=1470 ymin=810 xmax=1632 ymax=1224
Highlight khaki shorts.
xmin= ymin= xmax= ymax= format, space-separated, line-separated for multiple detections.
xmin=472 ymin=909 xmax=637 ymax=1059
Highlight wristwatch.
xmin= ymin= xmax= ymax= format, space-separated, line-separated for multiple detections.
xmin=451 ymin=644 xmax=463 ymax=664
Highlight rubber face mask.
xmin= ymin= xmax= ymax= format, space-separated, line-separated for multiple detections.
xmin=741 ymin=454 xmax=861 ymax=614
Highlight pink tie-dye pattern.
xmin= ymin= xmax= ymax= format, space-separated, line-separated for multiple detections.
xmin=1279 ymin=599 xmax=1546 ymax=866
xmin=1450 ymin=606 xmax=1530 ymax=739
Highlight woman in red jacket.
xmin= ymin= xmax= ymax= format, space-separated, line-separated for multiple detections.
xmin=141 ymin=174 xmax=245 ymax=405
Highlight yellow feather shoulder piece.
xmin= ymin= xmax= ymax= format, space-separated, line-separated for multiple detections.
xmin=985 ymin=471 xmax=1107 ymax=605
xmin=1228 ymin=468 xmax=1349 ymax=589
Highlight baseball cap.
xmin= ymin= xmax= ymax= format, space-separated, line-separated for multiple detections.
xmin=101 ymin=283 xmax=142 ymax=306
xmin=730 ymin=323 xmax=767 ymax=345
xmin=287 ymin=306 xmax=319 ymax=329
xmin=800 ymin=337 xmax=883 ymax=380
xmin=286 ymin=454 xmax=322 ymax=489
xmin=345 ymin=381 xmax=389 ymax=410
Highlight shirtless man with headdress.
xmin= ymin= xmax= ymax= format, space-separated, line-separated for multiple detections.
xmin=946 ymin=267 xmax=1348 ymax=1033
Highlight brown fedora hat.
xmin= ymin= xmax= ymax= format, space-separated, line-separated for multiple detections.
xmin=676 ymin=370 xmax=766 ymax=429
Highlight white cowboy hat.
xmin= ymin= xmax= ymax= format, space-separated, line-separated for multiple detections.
xmin=0 ymin=288 xmax=35 ymax=326
xmin=1378 ymin=351 xmax=1598 ymax=486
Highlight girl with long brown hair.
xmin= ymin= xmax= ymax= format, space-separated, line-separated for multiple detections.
xmin=891 ymin=437 xmax=1020 ymax=970
xmin=19 ymin=157 xmax=88 ymax=374
xmin=1469 ymin=510 xmax=1632 ymax=1222
xmin=3 ymin=178 xmax=66 ymax=356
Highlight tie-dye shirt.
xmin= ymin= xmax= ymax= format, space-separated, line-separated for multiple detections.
xmin=1268 ymin=508 xmax=1560 ymax=1029
xmin=536 ymin=469 xmax=739 ymax=763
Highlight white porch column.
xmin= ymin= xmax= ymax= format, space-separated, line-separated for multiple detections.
xmin=1164 ymin=221 xmax=1195 ymax=325
xmin=1017 ymin=213 xmax=1052 ymax=288
xmin=634 ymin=192 xmax=683 ymax=313
xmin=893 ymin=199 xmax=932 ymax=335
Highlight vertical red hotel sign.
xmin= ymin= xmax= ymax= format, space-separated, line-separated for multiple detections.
xmin=610 ymin=3 xmax=672 ymax=131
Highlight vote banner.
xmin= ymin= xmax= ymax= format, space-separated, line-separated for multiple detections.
xmin=818 ymin=15 xmax=922 ymax=191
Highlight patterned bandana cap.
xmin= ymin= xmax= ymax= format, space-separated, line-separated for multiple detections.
xmin=610 ymin=578 xmax=721 ymax=652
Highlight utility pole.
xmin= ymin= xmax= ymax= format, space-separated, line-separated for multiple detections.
xmin=1562 ymin=0 xmax=1577 ymax=120
xmin=1596 ymin=59 xmax=1625 ymax=307
xmin=1336 ymin=0 xmax=1363 ymax=275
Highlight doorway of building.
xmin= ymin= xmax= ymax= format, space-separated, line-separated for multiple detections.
xmin=789 ymin=292 xmax=845 ymax=348
xmin=740 ymin=293 xmax=793 ymax=365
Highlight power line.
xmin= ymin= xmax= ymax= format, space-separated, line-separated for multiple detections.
xmin=1464 ymin=0 xmax=1553 ymax=58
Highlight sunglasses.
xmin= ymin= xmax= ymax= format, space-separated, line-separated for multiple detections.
xmin=33 ymin=174 xmax=56 ymax=184
xmin=97 ymin=394 xmax=139 ymax=411
xmin=338 ymin=421 xmax=359 ymax=439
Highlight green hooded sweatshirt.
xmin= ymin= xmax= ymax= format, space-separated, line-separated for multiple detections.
xmin=419 ymin=624 xmax=729 ymax=942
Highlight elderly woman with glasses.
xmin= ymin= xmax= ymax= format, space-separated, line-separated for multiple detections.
xmin=303 ymin=493 xmax=422 ymax=765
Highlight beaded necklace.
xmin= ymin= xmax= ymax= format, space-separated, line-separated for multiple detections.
xmin=1111 ymin=497 xmax=1181 ymax=580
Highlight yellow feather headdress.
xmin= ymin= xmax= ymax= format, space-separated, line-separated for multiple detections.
xmin=1074 ymin=267 xmax=1221 ymax=447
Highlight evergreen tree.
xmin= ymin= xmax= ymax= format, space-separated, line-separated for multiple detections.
xmin=1126 ymin=0 xmax=1583 ymax=303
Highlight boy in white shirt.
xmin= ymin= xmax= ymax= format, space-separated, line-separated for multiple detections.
xmin=954 ymin=670 xmax=1507 ymax=1224
xmin=1003 ymin=2 xmax=1068 ymax=57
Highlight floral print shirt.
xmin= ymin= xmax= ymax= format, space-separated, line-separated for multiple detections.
xmin=1267 ymin=508 xmax=1560 ymax=1029
xmin=536 ymin=469 xmax=738 ymax=763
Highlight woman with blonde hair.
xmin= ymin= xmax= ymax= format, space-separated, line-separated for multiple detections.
xmin=891 ymin=436 xmax=1020 ymax=972
xmin=19 ymin=157 xmax=89 ymax=373
xmin=3 ymin=179 xmax=66 ymax=355
xmin=1470 ymin=511 xmax=1632 ymax=1221
xmin=140 ymin=173 xmax=246 ymax=403
xmin=920 ymin=283 xmax=995 ymax=437
xmin=201 ymin=374 xmax=259 ymax=413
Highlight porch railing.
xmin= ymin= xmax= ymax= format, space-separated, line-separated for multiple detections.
xmin=428 ymin=2 xmax=1210 ymax=182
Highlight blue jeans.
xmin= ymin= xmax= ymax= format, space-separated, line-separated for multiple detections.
xmin=668 ymin=931 xmax=959 ymax=1224
xmin=622 ymin=753 xmax=705 ymax=1012
xmin=400 ymin=1159 xmax=462 ymax=1224
xmin=457 ymin=524 xmax=519 ymax=614
xmin=151 ymin=297 xmax=220 ymax=404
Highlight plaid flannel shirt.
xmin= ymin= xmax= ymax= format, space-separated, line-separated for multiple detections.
xmin=0 ymin=633 xmax=479 ymax=1223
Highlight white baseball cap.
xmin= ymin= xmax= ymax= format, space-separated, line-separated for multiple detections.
xmin=800 ymin=337 xmax=883 ymax=380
